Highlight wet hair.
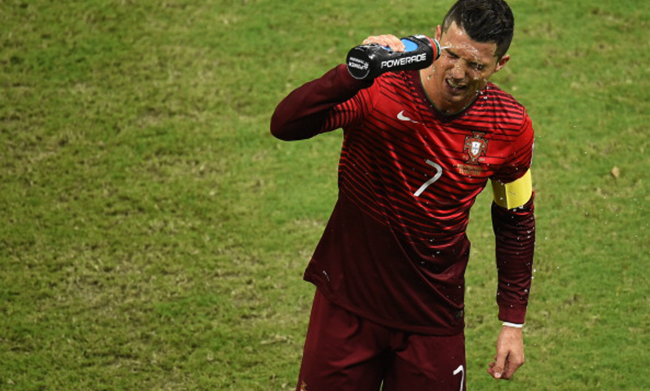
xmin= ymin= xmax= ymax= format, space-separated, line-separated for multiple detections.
xmin=442 ymin=0 xmax=514 ymax=59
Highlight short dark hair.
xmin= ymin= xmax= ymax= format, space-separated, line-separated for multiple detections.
xmin=442 ymin=0 xmax=514 ymax=59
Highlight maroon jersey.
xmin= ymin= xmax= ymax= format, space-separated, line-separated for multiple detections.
xmin=271 ymin=65 xmax=535 ymax=335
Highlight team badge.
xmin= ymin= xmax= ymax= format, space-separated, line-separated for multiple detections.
xmin=463 ymin=132 xmax=488 ymax=164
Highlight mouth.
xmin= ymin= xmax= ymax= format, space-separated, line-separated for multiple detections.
xmin=446 ymin=78 xmax=468 ymax=92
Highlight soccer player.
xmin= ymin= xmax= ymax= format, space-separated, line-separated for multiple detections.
xmin=270 ymin=0 xmax=535 ymax=389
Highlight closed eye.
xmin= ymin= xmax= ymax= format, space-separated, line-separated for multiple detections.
xmin=444 ymin=49 xmax=460 ymax=59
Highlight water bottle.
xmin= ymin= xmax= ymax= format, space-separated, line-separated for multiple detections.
xmin=346 ymin=35 xmax=441 ymax=80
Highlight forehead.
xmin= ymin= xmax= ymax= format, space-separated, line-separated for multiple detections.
xmin=441 ymin=22 xmax=499 ymax=61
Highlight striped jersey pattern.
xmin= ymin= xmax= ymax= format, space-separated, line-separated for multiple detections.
xmin=322 ymin=70 xmax=533 ymax=245
xmin=272 ymin=65 xmax=535 ymax=334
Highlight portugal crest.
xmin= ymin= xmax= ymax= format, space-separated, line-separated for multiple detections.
xmin=463 ymin=132 xmax=488 ymax=164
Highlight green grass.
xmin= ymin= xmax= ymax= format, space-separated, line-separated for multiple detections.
xmin=1 ymin=0 xmax=648 ymax=390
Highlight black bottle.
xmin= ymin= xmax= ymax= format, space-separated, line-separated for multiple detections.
xmin=346 ymin=35 xmax=441 ymax=80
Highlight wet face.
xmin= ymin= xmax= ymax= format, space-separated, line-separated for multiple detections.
xmin=426 ymin=22 xmax=510 ymax=114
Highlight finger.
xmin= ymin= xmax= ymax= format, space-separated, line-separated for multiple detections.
xmin=379 ymin=34 xmax=405 ymax=51
xmin=486 ymin=361 xmax=497 ymax=377
xmin=502 ymin=355 xmax=525 ymax=379
xmin=362 ymin=34 xmax=405 ymax=51
xmin=487 ymin=362 xmax=504 ymax=379
xmin=363 ymin=35 xmax=388 ymax=45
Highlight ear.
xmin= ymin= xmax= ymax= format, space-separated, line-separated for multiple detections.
xmin=493 ymin=54 xmax=510 ymax=73
xmin=435 ymin=25 xmax=442 ymax=41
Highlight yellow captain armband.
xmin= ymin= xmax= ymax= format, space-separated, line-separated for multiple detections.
xmin=491 ymin=170 xmax=533 ymax=209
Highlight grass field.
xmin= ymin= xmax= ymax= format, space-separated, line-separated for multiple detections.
xmin=1 ymin=0 xmax=649 ymax=390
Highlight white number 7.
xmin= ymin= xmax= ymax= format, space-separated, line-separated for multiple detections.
xmin=414 ymin=160 xmax=443 ymax=197
xmin=453 ymin=365 xmax=465 ymax=391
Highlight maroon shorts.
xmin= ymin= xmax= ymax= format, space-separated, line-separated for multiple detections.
xmin=296 ymin=290 xmax=466 ymax=391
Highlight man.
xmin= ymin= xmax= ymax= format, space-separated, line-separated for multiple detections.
xmin=270 ymin=0 xmax=535 ymax=389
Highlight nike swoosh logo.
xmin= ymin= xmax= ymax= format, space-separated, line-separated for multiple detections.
xmin=397 ymin=110 xmax=419 ymax=124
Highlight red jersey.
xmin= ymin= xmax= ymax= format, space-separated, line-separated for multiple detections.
xmin=271 ymin=65 xmax=535 ymax=335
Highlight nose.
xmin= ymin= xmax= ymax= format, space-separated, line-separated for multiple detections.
xmin=450 ymin=61 xmax=467 ymax=80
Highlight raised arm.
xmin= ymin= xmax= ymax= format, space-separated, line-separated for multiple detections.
xmin=270 ymin=64 xmax=373 ymax=141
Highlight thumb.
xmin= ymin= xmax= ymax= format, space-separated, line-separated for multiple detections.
xmin=493 ymin=352 xmax=507 ymax=379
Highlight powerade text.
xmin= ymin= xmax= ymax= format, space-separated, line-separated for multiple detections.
xmin=381 ymin=53 xmax=427 ymax=69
